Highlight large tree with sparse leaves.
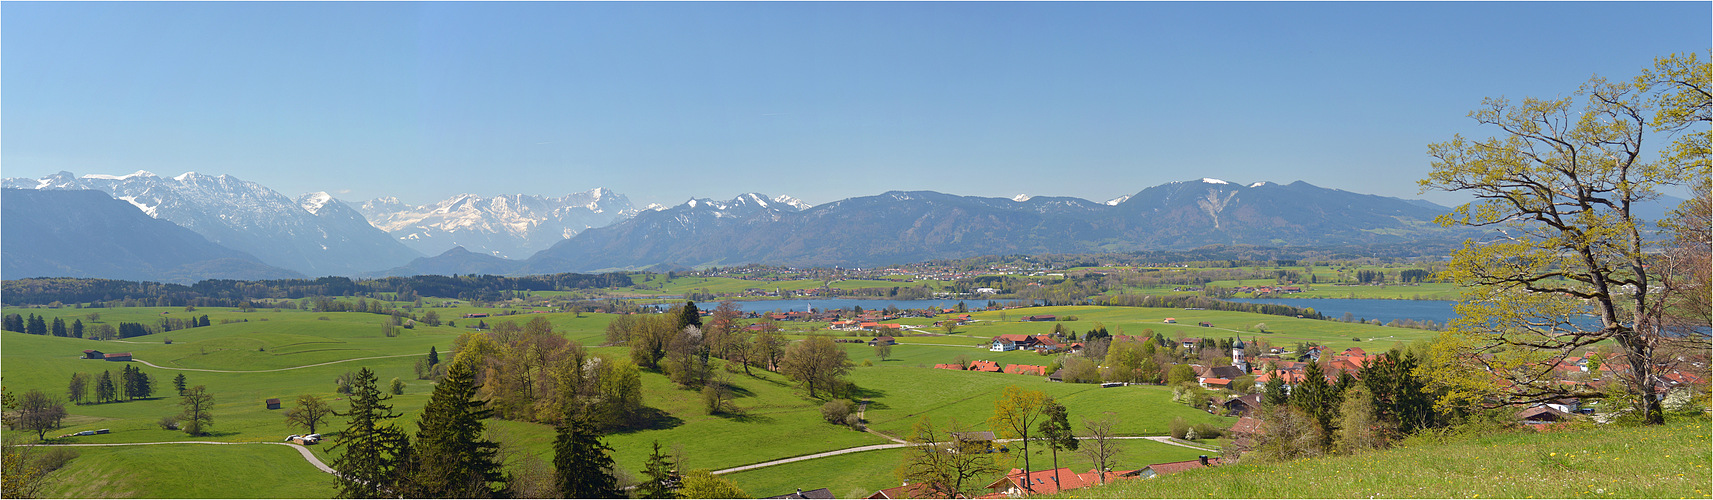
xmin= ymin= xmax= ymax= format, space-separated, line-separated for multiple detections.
xmin=1421 ymin=52 xmax=1710 ymax=424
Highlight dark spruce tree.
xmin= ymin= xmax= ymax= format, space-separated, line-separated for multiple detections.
xmin=409 ymin=361 xmax=507 ymax=498
xmin=51 ymin=317 xmax=66 ymax=337
xmin=428 ymin=346 xmax=440 ymax=366
xmin=638 ymin=441 xmax=681 ymax=499
xmin=26 ymin=314 xmax=47 ymax=335
xmin=554 ymin=409 xmax=624 ymax=499
xmin=330 ymin=367 xmax=412 ymax=498
xmin=3 ymin=313 xmax=22 ymax=332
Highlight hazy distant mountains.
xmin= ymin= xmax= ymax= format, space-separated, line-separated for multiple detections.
xmin=1 ymin=189 xmax=302 ymax=282
xmin=4 ymin=171 xmax=420 ymax=276
xmin=519 ymin=179 xmax=1467 ymax=271
xmin=4 ymin=170 xmax=1491 ymax=280
xmin=355 ymin=189 xmax=639 ymax=259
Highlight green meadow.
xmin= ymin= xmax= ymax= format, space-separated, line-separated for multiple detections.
xmin=1054 ymin=418 xmax=1713 ymax=499
xmin=3 ymin=302 xmax=1438 ymax=498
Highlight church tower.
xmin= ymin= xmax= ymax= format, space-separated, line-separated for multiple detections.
xmin=1232 ymin=335 xmax=1249 ymax=373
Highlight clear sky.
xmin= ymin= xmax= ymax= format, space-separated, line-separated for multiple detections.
xmin=3 ymin=2 xmax=1707 ymax=208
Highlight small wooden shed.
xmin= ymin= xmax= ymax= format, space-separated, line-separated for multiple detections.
xmin=265 ymin=398 xmax=282 ymax=410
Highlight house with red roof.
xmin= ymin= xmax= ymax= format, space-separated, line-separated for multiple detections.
xmin=968 ymin=360 xmax=1001 ymax=372
xmin=1003 ymin=364 xmax=1048 ymax=376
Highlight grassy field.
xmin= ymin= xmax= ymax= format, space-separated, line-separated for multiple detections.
xmin=1055 ymin=418 xmax=1713 ymax=499
xmin=1 ymin=302 xmax=1442 ymax=498
xmin=35 ymin=443 xmax=338 ymax=498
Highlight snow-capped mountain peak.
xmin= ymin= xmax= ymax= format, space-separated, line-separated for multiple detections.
xmin=1201 ymin=178 xmax=1230 ymax=185
xmin=773 ymin=195 xmax=813 ymax=210
xmin=353 ymin=189 xmax=638 ymax=259
xmin=4 ymin=170 xmax=419 ymax=275
xmin=1012 ymin=194 xmax=1033 ymax=202
xmin=82 ymin=170 xmax=157 ymax=181
xmin=299 ymin=191 xmax=334 ymax=215
xmin=1249 ymin=181 xmax=1271 ymax=188
xmin=1105 ymin=195 xmax=1132 ymax=206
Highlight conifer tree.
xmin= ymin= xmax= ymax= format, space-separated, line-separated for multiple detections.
xmin=554 ymin=409 xmax=623 ymax=498
xmin=1037 ymin=398 xmax=1078 ymax=491
xmin=427 ymin=346 xmax=439 ymax=367
xmin=72 ymin=319 xmax=84 ymax=338
xmin=173 ymin=374 xmax=187 ymax=396
xmin=95 ymin=370 xmax=115 ymax=403
xmin=410 ymin=361 xmax=507 ymax=498
xmin=51 ymin=318 xmax=66 ymax=337
xmin=330 ymin=367 xmax=411 ymax=498
xmin=638 ymin=441 xmax=681 ymax=499
xmin=25 ymin=315 xmax=46 ymax=335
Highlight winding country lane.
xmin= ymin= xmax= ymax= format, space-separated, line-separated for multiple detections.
xmin=128 ymin=354 xmax=418 ymax=373
xmin=709 ymin=435 xmax=1217 ymax=475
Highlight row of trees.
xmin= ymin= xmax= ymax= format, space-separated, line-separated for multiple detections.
xmin=608 ymin=301 xmax=853 ymax=402
xmin=66 ymin=366 xmax=154 ymax=405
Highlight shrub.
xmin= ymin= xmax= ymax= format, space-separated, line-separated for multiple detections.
xmin=843 ymin=413 xmax=865 ymax=431
xmin=1192 ymin=422 xmax=1224 ymax=439
xmin=820 ymin=399 xmax=855 ymax=425
xmin=32 ymin=447 xmax=78 ymax=473
xmin=389 ymin=378 xmax=405 ymax=395
xmin=158 ymin=415 xmax=180 ymax=430
xmin=1169 ymin=416 xmax=1190 ymax=439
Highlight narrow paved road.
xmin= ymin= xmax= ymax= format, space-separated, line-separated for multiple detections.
xmin=129 ymin=354 xmax=418 ymax=373
xmin=28 ymin=441 xmax=335 ymax=474
xmin=709 ymin=435 xmax=1214 ymax=475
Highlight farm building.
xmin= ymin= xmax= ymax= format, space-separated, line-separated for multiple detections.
xmin=968 ymin=360 xmax=1001 ymax=372
xmin=1004 ymin=364 xmax=1048 ymax=376
xmin=82 ymin=349 xmax=104 ymax=359
xmin=266 ymin=398 xmax=282 ymax=410
xmin=103 ymin=352 xmax=132 ymax=362
xmin=1021 ymin=315 xmax=1057 ymax=322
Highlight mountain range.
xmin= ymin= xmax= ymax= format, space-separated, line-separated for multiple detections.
xmin=516 ymin=179 xmax=1469 ymax=271
xmin=355 ymin=189 xmax=640 ymax=259
xmin=4 ymin=171 xmax=1496 ymax=280
xmin=1 ymin=189 xmax=303 ymax=282
xmin=4 ymin=171 xmax=420 ymax=276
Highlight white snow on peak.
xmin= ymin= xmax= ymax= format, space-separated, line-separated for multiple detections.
xmin=1249 ymin=181 xmax=1271 ymax=188
xmin=645 ymin=203 xmax=668 ymax=211
xmin=300 ymin=191 xmax=334 ymax=215
xmin=1201 ymin=178 xmax=1230 ymax=185
xmin=83 ymin=170 xmax=156 ymax=180
xmin=1012 ymin=194 xmax=1033 ymax=202
xmin=686 ymin=199 xmax=700 ymax=208
xmin=173 ymin=172 xmax=199 ymax=182
xmin=1105 ymin=195 xmax=1131 ymax=206
xmin=773 ymin=195 xmax=812 ymax=209
xmin=116 ymin=196 xmax=160 ymax=218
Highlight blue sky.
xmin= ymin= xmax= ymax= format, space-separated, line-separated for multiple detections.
xmin=3 ymin=2 xmax=1707 ymax=208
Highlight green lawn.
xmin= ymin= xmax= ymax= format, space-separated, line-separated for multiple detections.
xmin=1055 ymin=419 xmax=1713 ymax=499
xmin=36 ymin=443 xmax=337 ymax=498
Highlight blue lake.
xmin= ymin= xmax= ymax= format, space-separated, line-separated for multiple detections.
xmin=1223 ymin=298 xmax=1458 ymax=325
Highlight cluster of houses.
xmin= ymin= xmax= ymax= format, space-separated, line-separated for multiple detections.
xmin=933 ymin=360 xmax=1050 ymax=377
xmin=987 ymin=334 xmax=1073 ymax=353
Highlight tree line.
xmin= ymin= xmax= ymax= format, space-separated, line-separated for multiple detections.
xmin=0 ymin=272 xmax=634 ymax=307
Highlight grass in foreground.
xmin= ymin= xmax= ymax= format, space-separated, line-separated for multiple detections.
xmin=1055 ymin=418 xmax=1712 ymax=499
xmin=36 ymin=443 xmax=337 ymax=499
